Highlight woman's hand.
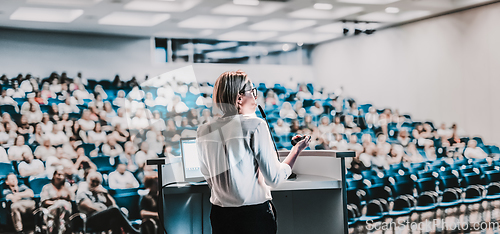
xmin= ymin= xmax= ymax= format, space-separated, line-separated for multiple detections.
xmin=292 ymin=135 xmax=311 ymax=151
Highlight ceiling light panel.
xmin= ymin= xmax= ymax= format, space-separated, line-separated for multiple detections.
xmin=124 ymin=0 xmax=201 ymax=12
xmin=218 ymin=31 xmax=278 ymax=41
xmin=278 ymin=32 xmax=342 ymax=44
xmin=233 ymin=0 xmax=260 ymax=6
xmin=99 ymin=12 xmax=170 ymax=26
xmin=178 ymin=15 xmax=247 ymax=29
xmin=314 ymin=22 xmax=344 ymax=33
xmin=27 ymin=0 xmax=101 ymax=7
xmin=337 ymin=0 xmax=400 ymax=5
xmin=288 ymin=6 xmax=363 ymax=20
xmin=10 ymin=7 xmax=84 ymax=23
xmin=249 ymin=19 xmax=316 ymax=31
xmin=357 ymin=10 xmax=431 ymax=22
xmin=212 ymin=2 xmax=284 ymax=16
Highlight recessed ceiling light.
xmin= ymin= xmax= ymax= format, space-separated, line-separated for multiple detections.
xmin=27 ymin=0 xmax=101 ymax=7
xmin=385 ymin=7 xmax=400 ymax=13
xmin=313 ymin=3 xmax=333 ymax=10
xmin=178 ymin=15 xmax=247 ymax=29
xmin=289 ymin=6 xmax=363 ymax=19
xmin=249 ymin=19 xmax=317 ymax=31
xmin=124 ymin=0 xmax=201 ymax=12
xmin=233 ymin=0 xmax=259 ymax=6
xmin=218 ymin=31 xmax=278 ymax=41
xmin=99 ymin=12 xmax=170 ymax=26
xmin=212 ymin=2 xmax=284 ymax=16
xmin=358 ymin=10 xmax=431 ymax=22
xmin=10 ymin=7 xmax=83 ymax=23
xmin=337 ymin=0 xmax=400 ymax=5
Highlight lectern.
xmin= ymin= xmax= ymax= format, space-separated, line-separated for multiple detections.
xmin=147 ymin=150 xmax=353 ymax=234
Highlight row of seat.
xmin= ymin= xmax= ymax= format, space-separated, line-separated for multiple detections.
xmin=346 ymin=158 xmax=500 ymax=225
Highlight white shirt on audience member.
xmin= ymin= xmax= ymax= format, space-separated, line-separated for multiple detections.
xmin=464 ymin=147 xmax=488 ymax=159
xmin=0 ymin=147 xmax=8 ymax=163
xmin=108 ymin=170 xmax=140 ymax=189
xmin=8 ymin=145 xmax=31 ymax=161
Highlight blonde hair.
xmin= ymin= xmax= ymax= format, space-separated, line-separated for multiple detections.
xmin=213 ymin=71 xmax=248 ymax=116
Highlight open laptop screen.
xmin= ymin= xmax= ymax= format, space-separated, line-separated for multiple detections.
xmin=180 ymin=137 xmax=205 ymax=182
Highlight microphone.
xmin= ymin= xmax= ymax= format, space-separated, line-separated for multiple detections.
xmin=258 ymin=105 xmax=280 ymax=160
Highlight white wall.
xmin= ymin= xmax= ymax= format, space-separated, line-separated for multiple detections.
xmin=312 ymin=2 xmax=500 ymax=145
xmin=0 ymin=28 xmax=313 ymax=85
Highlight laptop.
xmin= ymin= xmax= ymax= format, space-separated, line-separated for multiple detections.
xmin=179 ymin=137 xmax=205 ymax=183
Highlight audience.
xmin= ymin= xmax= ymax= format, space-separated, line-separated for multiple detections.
xmin=0 ymin=71 xmax=498 ymax=233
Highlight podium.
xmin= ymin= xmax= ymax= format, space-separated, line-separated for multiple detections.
xmin=147 ymin=150 xmax=353 ymax=234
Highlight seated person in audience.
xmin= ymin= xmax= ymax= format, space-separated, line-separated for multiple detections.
xmin=314 ymin=137 xmax=330 ymax=150
xmin=111 ymin=108 xmax=130 ymax=129
xmin=140 ymin=175 xmax=160 ymax=234
xmin=167 ymin=96 xmax=189 ymax=115
xmin=0 ymin=89 xmax=16 ymax=105
xmin=344 ymin=115 xmax=361 ymax=134
xmin=46 ymin=124 xmax=69 ymax=147
xmin=144 ymin=92 xmax=156 ymax=107
xmin=48 ymin=103 xmax=60 ymax=119
xmin=118 ymin=142 xmax=139 ymax=172
xmin=279 ymin=102 xmax=297 ymax=119
xmin=58 ymin=113 xmax=73 ymax=132
xmin=135 ymin=142 xmax=158 ymax=168
xmin=74 ymin=146 xmax=98 ymax=172
xmin=1 ymin=123 xmax=16 ymax=147
xmin=26 ymin=103 xmax=43 ymax=124
xmin=464 ymin=139 xmax=488 ymax=159
xmin=77 ymin=171 xmax=140 ymax=234
xmin=437 ymin=123 xmax=452 ymax=139
xmin=346 ymin=102 xmax=359 ymax=116
xmin=331 ymin=116 xmax=345 ymax=134
xmin=108 ymin=163 xmax=140 ymax=189
xmin=34 ymin=138 xmax=57 ymax=161
xmin=40 ymin=113 xmax=53 ymax=134
xmin=78 ymin=110 xmax=96 ymax=131
xmin=358 ymin=143 xmax=377 ymax=169
xmin=2 ymin=113 xmax=18 ymax=131
xmin=376 ymin=134 xmax=391 ymax=155
xmin=329 ymin=133 xmax=348 ymax=151
xmin=103 ymin=102 xmax=117 ymax=119
xmin=101 ymin=135 xmax=123 ymax=157
xmin=151 ymin=111 xmax=166 ymax=132
xmin=365 ymin=107 xmax=379 ymax=128
xmin=448 ymin=132 xmax=465 ymax=149
xmin=397 ymin=129 xmax=411 ymax=147
xmin=131 ymin=108 xmax=150 ymax=130
xmin=20 ymin=93 xmax=38 ymax=116
xmin=17 ymin=115 xmax=34 ymax=136
xmin=46 ymin=147 xmax=74 ymax=179
xmin=290 ymin=119 xmax=302 ymax=134
xmin=113 ymin=90 xmax=128 ymax=107
xmin=296 ymin=84 xmax=312 ymax=100
xmin=293 ymin=101 xmax=306 ymax=118
xmin=164 ymin=120 xmax=180 ymax=142
xmin=87 ymin=122 xmax=107 ymax=146
xmin=2 ymin=173 xmax=36 ymax=233
xmin=73 ymin=84 xmax=90 ymax=101
xmin=317 ymin=116 xmax=332 ymax=136
xmin=8 ymin=135 xmax=31 ymax=161
xmin=347 ymin=134 xmax=363 ymax=155
xmin=198 ymin=109 xmax=213 ymax=124
xmin=371 ymin=146 xmax=389 ymax=170
xmin=18 ymin=151 xmax=45 ymax=178
xmin=309 ymin=101 xmax=324 ymax=116
xmin=41 ymin=169 xmax=75 ymax=234
xmin=274 ymin=119 xmax=290 ymax=136
xmin=265 ymin=90 xmax=278 ymax=107
xmin=301 ymin=114 xmax=316 ymax=132
xmin=7 ymin=81 xmax=25 ymax=98
xmin=404 ymin=143 xmax=424 ymax=163
xmin=58 ymin=97 xmax=79 ymax=115
xmin=387 ymin=144 xmax=404 ymax=165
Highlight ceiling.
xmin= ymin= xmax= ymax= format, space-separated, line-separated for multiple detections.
xmin=0 ymin=0 xmax=497 ymax=44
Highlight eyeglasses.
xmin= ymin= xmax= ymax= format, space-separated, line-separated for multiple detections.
xmin=239 ymin=82 xmax=258 ymax=98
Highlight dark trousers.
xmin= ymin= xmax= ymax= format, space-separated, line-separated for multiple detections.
xmin=210 ymin=201 xmax=277 ymax=234
xmin=86 ymin=207 xmax=139 ymax=234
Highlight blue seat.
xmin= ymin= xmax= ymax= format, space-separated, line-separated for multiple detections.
xmin=28 ymin=177 xmax=51 ymax=198
xmin=82 ymin=143 xmax=96 ymax=156
xmin=388 ymin=179 xmax=416 ymax=216
xmin=460 ymin=171 xmax=484 ymax=204
xmin=90 ymin=156 xmax=116 ymax=174
xmin=438 ymin=174 xmax=462 ymax=207
xmin=0 ymin=163 xmax=15 ymax=178
xmin=414 ymin=177 xmax=439 ymax=211
xmin=113 ymin=192 xmax=141 ymax=221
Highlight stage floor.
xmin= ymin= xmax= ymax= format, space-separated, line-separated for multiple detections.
xmin=350 ymin=200 xmax=500 ymax=234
